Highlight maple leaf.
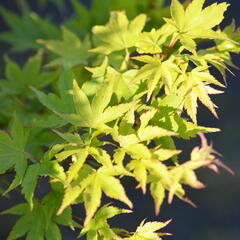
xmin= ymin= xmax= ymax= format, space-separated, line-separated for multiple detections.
xmin=132 ymin=55 xmax=181 ymax=101
xmin=0 ymin=52 xmax=57 ymax=96
xmin=179 ymin=67 xmax=225 ymax=123
xmin=57 ymin=165 xmax=132 ymax=227
xmin=22 ymin=160 xmax=66 ymax=208
xmin=164 ymin=0 xmax=230 ymax=53
xmin=91 ymin=11 xmax=147 ymax=54
xmin=216 ymin=20 xmax=240 ymax=53
xmin=1 ymin=192 xmax=76 ymax=240
xmin=0 ymin=115 xmax=28 ymax=194
xmin=136 ymin=24 xmax=175 ymax=54
xmin=38 ymin=26 xmax=91 ymax=68
xmin=126 ymin=219 xmax=172 ymax=240
xmin=80 ymin=204 xmax=131 ymax=240
xmin=34 ymin=71 xmax=135 ymax=129
xmin=0 ymin=6 xmax=60 ymax=52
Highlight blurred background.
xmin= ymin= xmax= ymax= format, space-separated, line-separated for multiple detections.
xmin=0 ymin=0 xmax=239 ymax=239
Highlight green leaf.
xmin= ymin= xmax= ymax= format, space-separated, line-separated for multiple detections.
xmin=0 ymin=7 xmax=60 ymax=52
xmin=39 ymin=26 xmax=91 ymax=67
xmin=165 ymin=0 xmax=229 ymax=52
xmin=128 ymin=219 xmax=171 ymax=240
xmin=1 ymin=53 xmax=56 ymax=96
xmin=154 ymin=148 xmax=181 ymax=161
xmin=0 ymin=203 xmax=29 ymax=216
xmin=170 ymin=0 xmax=185 ymax=31
xmin=150 ymin=181 xmax=165 ymax=215
xmin=127 ymin=159 xmax=147 ymax=194
xmin=7 ymin=213 xmax=34 ymax=240
xmin=136 ymin=24 xmax=175 ymax=54
xmin=89 ymin=147 xmax=112 ymax=168
xmin=125 ymin=143 xmax=151 ymax=159
xmin=72 ymin=79 xmax=92 ymax=123
xmin=67 ymin=147 xmax=89 ymax=182
xmin=138 ymin=126 xmax=177 ymax=142
xmin=80 ymin=205 xmax=131 ymax=240
xmin=83 ymin=174 xmax=102 ymax=226
xmin=4 ymin=193 xmax=74 ymax=240
xmin=58 ymin=165 xmax=94 ymax=215
xmin=97 ymin=102 xmax=135 ymax=125
xmin=91 ymin=81 xmax=113 ymax=120
xmin=133 ymin=56 xmax=181 ymax=100
xmin=91 ymin=11 xmax=146 ymax=54
xmin=0 ymin=115 xmax=27 ymax=193
xmin=22 ymin=161 xmax=66 ymax=208
xmin=82 ymin=57 xmax=108 ymax=97
xmin=45 ymin=222 xmax=61 ymax=240
xmin=98 ymin=171 xmax=133 ymax=208
xmin=22 ymin=164 xmax=40 ymax=209
xmin=65 ymin=0 xmax=90 ymax=32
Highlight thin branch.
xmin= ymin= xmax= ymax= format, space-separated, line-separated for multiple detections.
xmin=161 ymin=38 xmax=178 ymax=60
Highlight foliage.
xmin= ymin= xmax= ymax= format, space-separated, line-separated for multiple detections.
xmin=0 ymin=0 xmax=238 ymax=239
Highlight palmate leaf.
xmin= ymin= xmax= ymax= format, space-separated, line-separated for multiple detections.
xmin=1 ymin=192 xmax=75 ymax=240
xmin=216 ymin=21 xmax=240 ymax=53
xmin=155 ymin=97 xmax=220 ymax=138
xmin=167 ymin=133 xmax=232 ymax=204
xmin=38 ymin=26 xmax=91 ymax=68
xmin=85 ymin=58 xmax=139 ymax=101
xmin=165 ymin=0 xmax=229 ymax=53
xmin=80 ymin=204 xmax=132 ymax=240
xmin=132 ymin=55 xmax=181 ymax=100
xmin=1 ymin=52 xmax=57 ymax=96
xmin=32 ymin=69 xmax=75 ymax=115
xmin=91 ymin=11 xmax=147 ymax=54
xmin=179 ymin=67 xmax=225 ymax=123
xmin=83 ymin=57 xmax=109 ymax=97
xmin=58 ymin=166 xmax=132 ymax=227
xmin=34 ymin=70 xmax=135 ymax=129
xmin=126 ymin=219 xmax=171 ymax=240
xmin=136 ymin=24 xmax=175 ymax=54
xmin=0 ymin=115 xmax=28 ymax=193
xmin=126 ymin=148 xmax=180 ymax=197
xmin=22 ymin=160 xmax=66 ymax=208
xmin=0 ymin=6 xmax=60 ymax=52
xmin=113 ymin=106 xmax=177 ymax=149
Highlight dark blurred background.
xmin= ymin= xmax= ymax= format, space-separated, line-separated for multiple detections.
xmin=0 ymin=0 xmax=239 ymax=239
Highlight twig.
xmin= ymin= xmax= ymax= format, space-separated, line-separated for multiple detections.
xmin=161 ymin=38 xmax=178 ymax=60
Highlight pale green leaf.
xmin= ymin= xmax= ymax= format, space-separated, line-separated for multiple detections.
xmin=67 ymin=148 xmax=89 ymax=182
xmin=150 ymin=181 xmax=165 ymax=215
xmin=154 ymin=148 xmax=181 ymax=161
xmin=72 ymin=80 xmax=92 ymax=122
xmin=98 ymin=172 xmax=133 ymax=208
xmin=91 ymin=81 xmax=113 ymax=119
xmin=91 ymin=11 xmax=146 ymax=54
xmin=83 ymin=174 xmax=102 ymax=226
xmin=171 ymin=0 xmax=185 ymax=31
xmin=39 ymin=26 xmax=91 ymax=67
xmin=138 ymin=126 xmax=177 ymax=142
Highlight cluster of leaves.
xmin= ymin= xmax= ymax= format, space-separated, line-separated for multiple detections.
xmin=0 ymin=0 xmax=238 ymax=239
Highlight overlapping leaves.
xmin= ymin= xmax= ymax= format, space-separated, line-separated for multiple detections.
xmin=33 ymin=69 xmax=135 ymax=129
xmin=1 ymin=192 xmax=76 ymax=240
xmin=91 ymin=11 xmax=146 ymax=54
xmin=165 ymin=0 xmax=229 ymax=53
xmin=0 ymin=0 xmax=237 ymax=239
xmin=38 ymin=27 xmax=91 ymax=68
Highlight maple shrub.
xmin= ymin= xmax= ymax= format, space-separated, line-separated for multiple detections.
xmin=0 ymin=0 xmax=239 ymax=239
